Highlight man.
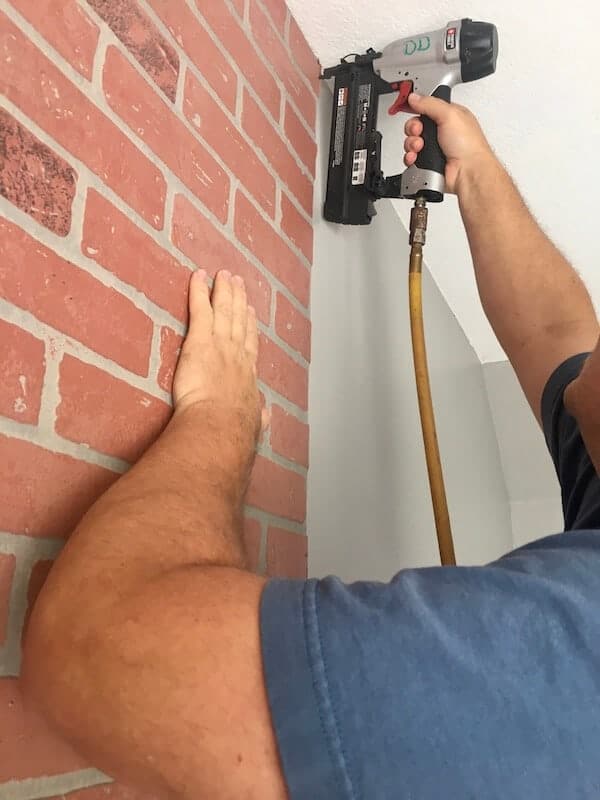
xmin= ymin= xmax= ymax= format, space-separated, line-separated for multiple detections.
xmin=22 ymin=93 xmax=600 ymax=798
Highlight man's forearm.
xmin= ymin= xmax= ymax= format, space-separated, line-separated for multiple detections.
xmin=40 ymin=403 xmax=253 ymax=622
xmin=458 ymin=155 xmax=598 ymax=417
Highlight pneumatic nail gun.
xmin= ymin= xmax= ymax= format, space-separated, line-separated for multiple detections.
xmin=321 ymin=19 xmax=498 ymax=225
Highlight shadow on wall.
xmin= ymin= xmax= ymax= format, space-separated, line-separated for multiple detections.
xmin=308 ymin=85 xmax=514 ymax=583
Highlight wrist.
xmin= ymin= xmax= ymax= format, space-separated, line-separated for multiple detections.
xmin=455 ymin=151 xmax=502 ymax=200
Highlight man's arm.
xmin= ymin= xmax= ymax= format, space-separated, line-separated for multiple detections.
xmin=21 ymin=270 xmax=287 ymax=799
xmin=404 ymin=94 xmax=599 ymax=425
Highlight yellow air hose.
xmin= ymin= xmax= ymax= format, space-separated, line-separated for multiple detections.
xmin=408 ymin=198 xmax=456 ymax=566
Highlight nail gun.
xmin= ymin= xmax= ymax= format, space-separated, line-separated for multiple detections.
xmin=322 ymin=19 xmax=498 ymax=225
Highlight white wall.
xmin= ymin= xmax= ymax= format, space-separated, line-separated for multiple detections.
xmin=307 ymin=89 xmax=512 ymax=582
xmin=483 ymin=361 xmax=563 ymax=548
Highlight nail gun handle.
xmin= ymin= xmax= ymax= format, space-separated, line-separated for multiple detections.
xmin=415 ymin=85 xmax=451 ymax=199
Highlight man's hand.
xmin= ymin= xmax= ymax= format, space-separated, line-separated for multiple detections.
xmin=173 ymin=269 xmax=269 ymax=444
xmin=402 ymin=92 xmax=496 ymax=195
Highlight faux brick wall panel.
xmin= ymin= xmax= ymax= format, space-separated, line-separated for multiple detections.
xmin=0 ymin=2 xmax=319 ymax=795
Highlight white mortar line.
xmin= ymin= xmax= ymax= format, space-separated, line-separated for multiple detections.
xmin=0 ymin=535 xmax=63 ymax=676
xmin=0 ymin=769 xmax=111 ymax=800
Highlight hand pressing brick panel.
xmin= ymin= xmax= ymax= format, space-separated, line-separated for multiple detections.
xmin=0 ymin=109 xmax=76 ymax=236
xmin=87 ymin=0 xmax=179 ymax=101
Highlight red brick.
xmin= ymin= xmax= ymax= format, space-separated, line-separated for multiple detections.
xmin=104 ymin=46 xmax=228 ymax=225
xmin=289 ymin=16 xmax=320 ymax=94
xmin=249 ymin=1 xmax=315 ymax=129
xmin=258 ymin=333 xmax=308 ymax=410
xmin=0 ymin=319 xmax=45 ymax=425
xmin=158 ymin=327 xmax=183 ymax=393
xmin=146 ymin=0 xmax=237 ymax=112
xmin=0 ymin=14 xmax=166 ymax=229
xmin=0 ymin=677 xmax=88 ymax=781
xmin=281 ymin=193 xmax=313 ymax=262
xmin=87 ymin=0 xmax=179 ymax=101
xmin=234 ymin=191 xmax=309 ymax=307
xmin=242 ymin=90 xmax=312 ymax=214
xmin=262 ymin=0 xmax=287 ymax=35
xmin=83 ymin=189 xmax=190 ymax=323
xmin=275 ymin=292 xmax=311 ymax=361
xmin=0 ymin=219 xmax=153 ymax=376
xmin=0 ymin=108 xmax=76 ymax=236
xmin=172 ymin=194 xmax=271 ymax=324
xmin=243 ymin=517 xmax=261 ymax=572
xmin=22 ymin=559 xmax=53 ymax=643
xmin=231 ymin=0 xmax=245 ymax=16
xmin=45 ymin=783 xmax=153 ymax=800
xmin=184 ymin=71 xmax=275 ymax=218
xmin=271 ymin=405 xmax=309 ymax=468
xmin=0 ymin=435 xmax=118 ymax=538
xmin=284 ymin=102 xmax=316 ymax=177
xmin=266 ymin=527 xmax=307 ymax=578
xmin=195 ymin=0 xmax=280 ymax=120
xmin=9 ymin=0 xmax=99 ymax=79
xmin=57 ymin=356 xmax=171 ymax=462
xmin=247 ymin=456 xmax=306 ymax=522
xmin=45 ymin=784 xmax=153 ymax=800
xmin=0 ymin=554 xmax=16 ymax=646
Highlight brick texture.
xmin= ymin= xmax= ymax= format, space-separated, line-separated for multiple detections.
xmin=0 ymin=554 xmax=16 ymax=646
xmin=0 ymin=218 xmax=154 ymax=376
xmin=56 ymin=356 xmax=172 ymax=462
xmin=103 ymin=45 xmax=228 ymax=224
xmin=83 ymin=189 xmax=190 ymax=323
xmin=266 ymin=527 xmax=308 ymax=578
xmin=0 ymin=319 xmax=45 ymax=425
xmin=275 ymin=292 xmax=311 ymax=360
xmin=0 ymin=2 xmax=319 ymax=794
xmin=235 ymin=190 xmax=309 ymax=306
xmin=8 ymin=0 xmax=99 ymax=79
xmin=0 ymin=108 xmax=77 ymax=236
xmin=158 ymin=327 xmax=184 ymax=393
xmin=271 ymin=404 xmax=309 ymax=467
xmin=146 ymin=0 xmax=237 ymax=113
xmin=0 ymin=12 xmax=167 ymax=229
xmin=87 ymin=0 xmax=180 ymax=101
xmin=0 ymin=435 xmax=118 ymax=538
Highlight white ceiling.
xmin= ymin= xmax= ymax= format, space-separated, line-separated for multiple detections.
xmin=289 ymin=0 xmax=600 ymax=362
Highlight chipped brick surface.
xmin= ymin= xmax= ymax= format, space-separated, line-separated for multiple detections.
xmin=86 ymin=0 xmax=179 ymax=101
xmin=0 ymin=108 xmax=76 ymax=236
xmin=158 ymin=327 xmax=184 ymax=394
xmin=0 ymin=318 xmax=45 ymax=425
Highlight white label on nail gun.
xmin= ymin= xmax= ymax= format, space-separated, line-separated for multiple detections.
xmin=351 ymin=148 xmax=368 ymax=185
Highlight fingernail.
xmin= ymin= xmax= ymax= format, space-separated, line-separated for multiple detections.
xmin=410 ymin=92 xmax=422 ymax=101
xmin=248 ymin=305 xmax=256 ymax=315
xmin=221 ymin=269 xmax=232 ymax=280
xmin=233 ymin=274 xmax=244 ymax=286
xmin=194 ymin=269 xmax=206 ymax=280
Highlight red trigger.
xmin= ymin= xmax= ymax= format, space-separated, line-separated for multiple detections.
xmin=388 ymin=80 xmax=413 ymax=115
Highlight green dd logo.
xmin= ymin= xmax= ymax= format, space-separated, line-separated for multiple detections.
xmin=403 ymin=36 xmax=431 ymax=56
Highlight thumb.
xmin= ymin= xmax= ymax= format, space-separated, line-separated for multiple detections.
xmin=408 ymin=92 xmax=451 ymax=123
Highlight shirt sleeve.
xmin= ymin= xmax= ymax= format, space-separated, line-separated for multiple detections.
xmin=260 ymin=532 xmax=600 ymax=800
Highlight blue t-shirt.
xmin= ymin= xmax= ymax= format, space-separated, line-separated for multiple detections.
xmin=260 ymin=354 xmax=600 ymax=799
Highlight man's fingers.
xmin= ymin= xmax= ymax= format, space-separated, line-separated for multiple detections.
xmin=404 ymin=136 xmax=423 ymax=154
xmin=404 ymin=151 xmax=417 ymax=167
xmin=245 ymin=305 xmax=259 ymax=362
xmin=408 ymin=92 xmax=452 ymax=124
xmin=187 ymin=270 xmax=212 ymax=343
xmin=212 ymin=270 xmax=233 ymax=338
xmin=231 ymin=275 xmax=248 ymax=344
xmin=404 ymin=117 xmax=423 ymax=137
